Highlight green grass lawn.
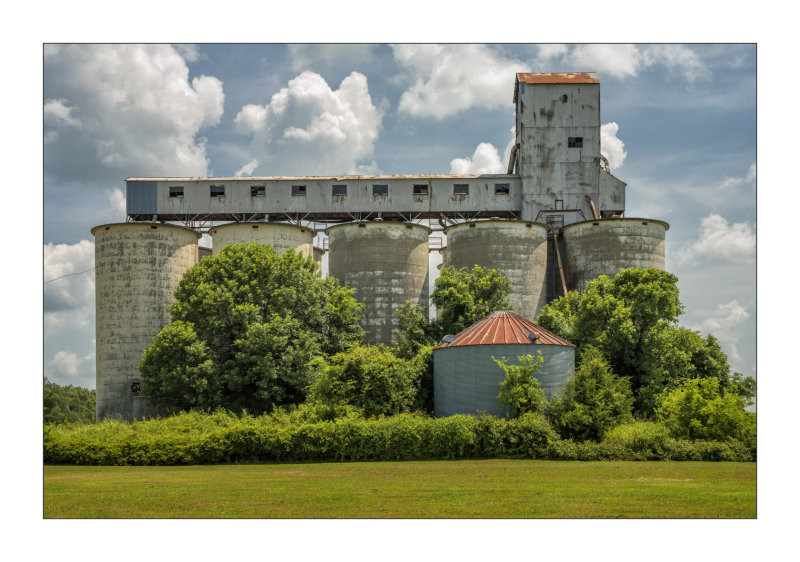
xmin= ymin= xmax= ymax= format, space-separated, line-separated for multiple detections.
xmin=43 ymin=460 xmax=755 ymax=518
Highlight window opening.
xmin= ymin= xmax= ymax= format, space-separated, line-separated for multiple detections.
xmin=292 ymin=185 xmax=307 ymax=196
xmin=568 ymin=137 xmax=583 ymax=148
xmin=332 ymin=185 xmax=347 ymax=196
xmin=453 ymin=184 xmax=469 ymax=195
xmin=373 ymin=185 xmax=388 ymax=196
xmin=169 ymin=186 xmax=184 ymax=198
xmin=250 ymin=185 xmax=265 ymax=196
xmin=494 ymin=183 xmax=510 ymax=195
xmin=413 ymin=184 xmax=429 ymax=195
xmin=210 ymin=185 xmax=225 ymax=197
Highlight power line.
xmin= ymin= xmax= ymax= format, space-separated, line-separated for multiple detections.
xmin=43 ymin=267 xmax=95 ymax=284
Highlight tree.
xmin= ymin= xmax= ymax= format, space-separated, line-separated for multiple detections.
xmin=308 ymin=345 xmax=421 ymax=417
xmin=432 ymin=265 xmax=512 ymax=337
xmin=393 ymin=265 xmax=512 ymax=354
xmin=494 ymin=352 xmax=548 ymax=418
xmin=141 ymin=243 xmax=364 ymax=414
xmin=655 ymin=377 xmax=756 ymax=444
xmin=139 ymin=321 xmax=217 ymax=413
xmin=536 ymin=267 xmax=753 ymax=416
xmin=547 ymin=347 xmax=634 ymax=441
xmin=43 ymin=378 xmax=96 ymax=424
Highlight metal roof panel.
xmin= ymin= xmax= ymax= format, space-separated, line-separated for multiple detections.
xmin=436 ymin=311 xmax=575 ymax=348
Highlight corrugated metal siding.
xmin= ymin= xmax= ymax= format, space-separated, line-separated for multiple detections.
xmin=433 ymin=343 xmax=574 ymax=417
xmin=126 ymin=181 xmax=157 ymax=215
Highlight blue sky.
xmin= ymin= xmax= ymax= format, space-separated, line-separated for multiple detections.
xmin=42 ymin=43 xmax=757 ymax=397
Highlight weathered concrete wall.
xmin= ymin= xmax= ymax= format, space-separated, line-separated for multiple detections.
xmin=434 ymin=343 xmax=574 ymax=417
xmin=327 ymin=222 xmax=430 ymax=346
xmin=516 ymin=81 xmax=601 ymax=225
xmin=442 ymin=220 xmax=549 ymax=320
xmin=562 ymin=218 xmax=668 ymax=293
xmin=92 ymin=223 xmax=200 ymax=421
xmin=313 ymin=246 xmax=325 ymax=270
xmin=209 ymin=222 xmax=314 ymax=258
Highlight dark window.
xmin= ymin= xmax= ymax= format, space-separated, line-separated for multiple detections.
xmin=250 ymin=185 xmax=265 ymax=196
xmin=413 ymin=184 xmax=429 ymax=195
xmin=568 ymin=137 xmax=583 ymax=148
xmin=210 ymin=185 xmax=225 ymax=197
xmin=495 ymin=183 xmax=510 ymax=195
xmin=292 ymin=185 xmax=307 ymax=196
xmin=373 ymin=184 xmax=388 ymax=196
xmin=453 ymin=184 xmax=469 ymax=195
xmin=332 ymin=184 xmax=347 ymax=196
xmin=169 ymin=186 xmax=184 ymax=198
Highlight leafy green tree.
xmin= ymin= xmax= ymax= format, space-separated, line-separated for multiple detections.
xmin=547 ymin=347 xmax=634 ymax=441
xmin=393 ymin=265 xmax=512 ymax=356
xmin=393 ymin=302 xmax=437 ymax=359
xmin=431 ymin=265 xmax=511 ymax=337
xmin=141 ymin=243 xmax=364 ymax=414
xmin=537 ymin=267 xmax=753 ymax=416
xmin=308 ymin=345 xmax=422 ymax=417
xmin=43 ymin=378 xmax=96 ymax=424
xmin=139 ymin=321 xmax=217 ymax=413
xmin=494 ymin=352 xmax=548 ymax=418
xmin=224 ymin=316 xmax=321 ymax=413
xmin=655 ymin=377 xmax=756 ymax=444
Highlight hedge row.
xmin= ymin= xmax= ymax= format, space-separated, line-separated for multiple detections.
xmin=44 ymin=411 xmax=754 ymax=465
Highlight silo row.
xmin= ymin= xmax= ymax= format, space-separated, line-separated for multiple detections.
xmin=92 ymin=218 xmax=667 ymax=420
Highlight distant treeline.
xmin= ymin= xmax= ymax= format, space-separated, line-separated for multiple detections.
xmin=44 ymin=378 xmax=95 ymax=424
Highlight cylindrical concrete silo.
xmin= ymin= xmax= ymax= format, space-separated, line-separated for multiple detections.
xmin=209 ymin=222 xmax=314 ymax=258
xmin=326 ymin=221 xmax=430 ymax=346
xmin=92 ymin=223 xmax=200 ymax=421
xmin=561 ymin=218 xmax=668 ymax=293
xmin=434 ymin=311 xmax=575 ymax=418
xmin=313 ymin=246 xmax=325 ymax=271
xmin=442 ymin=220 xmax=550 ymax=320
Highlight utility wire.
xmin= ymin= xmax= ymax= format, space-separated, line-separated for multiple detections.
xmin=44 ymin=267 xmax=95 ymax=284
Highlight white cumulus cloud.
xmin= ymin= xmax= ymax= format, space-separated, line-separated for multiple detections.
xmin=450 ymin=143 xmax=504 ymax=175
xmin=234 ymin=71 xmax=383 ymax=175
xmin=45 ymin=351 xmax=95 ymax=385
xmin=393 ymin=44 xmax=526 ymax=119
xmin=679 ymin=213 xmax=756 ymax=265
xmin=600 ymin=122 xmax=627 ymax=170
xmin=235 ymin=159 xmax=260 ymax=177
xmin=44 ymin=240 xmax=95 ymax=313
xmin=689 ymin=300 xmax=750 ymax=367
xmin=44 ymin=44 xmax=224 ymax=184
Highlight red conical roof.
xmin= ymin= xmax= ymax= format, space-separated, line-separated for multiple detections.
xmin=436 ymin=310 xmax=575 ymax=348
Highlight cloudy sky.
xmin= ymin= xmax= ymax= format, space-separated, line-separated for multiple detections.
xmin=42 ymin=43 xmax=756 ymax=396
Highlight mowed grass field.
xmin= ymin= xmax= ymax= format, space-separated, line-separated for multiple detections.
xmin=44 ymin=460 xmax=755 ymax=518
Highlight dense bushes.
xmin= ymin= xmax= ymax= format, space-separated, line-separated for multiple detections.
xmin=44 ymin=410 xmax=753 ymax=465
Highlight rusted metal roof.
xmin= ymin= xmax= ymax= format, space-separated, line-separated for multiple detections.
xmin=516 ymin=72 xmax=599 ymax=84
xmin=436 ymin=311 xmax=575 ymax=348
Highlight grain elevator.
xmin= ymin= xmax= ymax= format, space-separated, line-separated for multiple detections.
xmin=94 ymin=72 xmax=668 ymax=420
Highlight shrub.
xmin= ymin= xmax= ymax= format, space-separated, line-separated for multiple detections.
xmin=548 ymin=347 xmax=634 ymax=441
xmin=494 ymin=353 xmax=548 ymax=418
xmin=308 ymin=346 xmax=420 ymax=417
xmin=655 ymin=378 xmax=756 ymax=444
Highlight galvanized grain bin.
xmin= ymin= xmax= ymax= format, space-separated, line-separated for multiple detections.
xmin=433 ymin=311 xmax=575 ymax=418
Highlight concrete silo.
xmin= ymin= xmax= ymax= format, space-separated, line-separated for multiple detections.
xmin=442 ymin=220 xmax=550 ymax=320
xmin=208 ymin=222 xmax=314 ymax=258
xmin=326 ymin=221 xmax=430 ymax=345
xmin=92 ymin=223 xmax=200 ymax=421
xmin=434 ymin=311 xmax=575 ymax=418
xmin=561 ymin=218 xmax=668 ymax=293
